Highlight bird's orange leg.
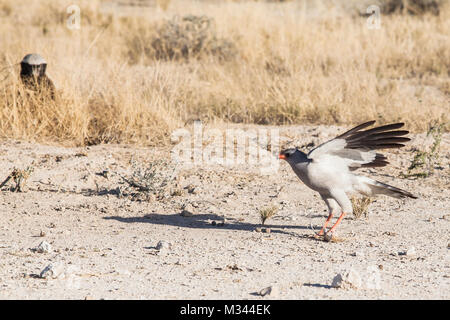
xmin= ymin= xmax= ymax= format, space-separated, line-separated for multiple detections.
xmin=318 ymin=213 xmax=333 ymax=236
xmin=327 ymin=212 xmax=346 ymax=234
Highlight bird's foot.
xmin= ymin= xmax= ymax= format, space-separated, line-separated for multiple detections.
xmin=314 ymin=228 xmax=326 ymax=239
xmin=313 ymin=233 xmax=323 ymax=240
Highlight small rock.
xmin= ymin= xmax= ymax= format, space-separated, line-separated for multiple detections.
xmin=101 ymin=170 xmax=109 ymax=179
xmin=191 ymin=202 xmax=199 ymax=208
xmin=40 ymin=262 xmax=65 ymax=279
xmin=351 ymin=250 xmax=364 ymax=258
xmin=180 ymin=203 xmax=194 ymax=217
xmin=34 ymin=241 xmax=52 ymax=253
xmin=259 ymin=286 xmax=278 ymax=297
xmin=185 ymin=184 xmax=197 ymax=194
xmin=156 ymin=240 xmax=171 ymax=251
xmin=398 ymin=247 xmax=416 ymax=257
xmin=323 ymin=233 xmax=334 ymax=242
xmin=332 ymin=269 xmax=362 ymax=289
xmin=39 ymin=231 xmax=46 ymax=237
xmin=262 ymin=228 xmax=271 ymax=234
xmin=255 ymin=227 xmax=262 ymax=232
xmin=180 ymin=210 xmax=194 ymax=217
xmin=406 ymin=247 xmax=416 ymax=256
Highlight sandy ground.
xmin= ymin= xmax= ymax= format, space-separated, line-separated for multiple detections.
xmin=0 ymin=124 xmax=448 ymax=300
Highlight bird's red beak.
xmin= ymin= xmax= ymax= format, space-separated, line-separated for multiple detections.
xmin=279 ymin=154 xmax=286 ymax=160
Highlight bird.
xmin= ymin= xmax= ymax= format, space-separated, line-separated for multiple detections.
xmin=20 ymin=53 xmax=55 ymax=98
xmin=279 ymin=120 xmax=417 ymax=239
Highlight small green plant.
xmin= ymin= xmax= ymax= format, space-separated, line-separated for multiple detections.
xmin=259 ymin=205 xmax=278 ymax=225
xmin=401 ymin=122 xmax=443 ymax=178
xmin=118 ymin=159 xmax=177 ymax=200
xmin=0 ymin=166 xmax=34 ymax=192
xmin=351 ymin=196 xmax=372 ymax=219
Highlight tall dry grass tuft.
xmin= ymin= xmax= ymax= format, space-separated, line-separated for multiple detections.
xmin=0 ymin=0 xmax=448 ymax=146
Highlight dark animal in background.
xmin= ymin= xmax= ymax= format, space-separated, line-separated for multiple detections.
xmin=20 ymin=53 xmax=55 ymax=98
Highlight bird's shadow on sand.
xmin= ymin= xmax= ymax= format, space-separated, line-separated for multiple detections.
xmin=104 ymin=212 xmax=315 ymax=237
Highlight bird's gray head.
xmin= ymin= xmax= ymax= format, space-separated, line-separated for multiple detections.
xmin=20 ymin=53 xmax=47 ymax=78
xmin=279 ymin=148 xmax=309 ymax=164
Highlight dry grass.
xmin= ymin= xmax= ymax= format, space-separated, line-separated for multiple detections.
xmin=0 ymin=165 xmax=34 ymax=192
xmin=351 ymin=196 xmax=373 ymax=219
xmin=259 ymin=205 xmax=278 ymax=225
xmin=0 ymin=0 xmax=448 ymax=146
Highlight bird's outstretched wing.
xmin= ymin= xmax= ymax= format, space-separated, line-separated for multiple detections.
xmin=307 ymin=121 xmax=410 ymax=170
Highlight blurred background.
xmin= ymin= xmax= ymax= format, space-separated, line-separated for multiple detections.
xmin=0 ymin=0 xmax=448 ymax=146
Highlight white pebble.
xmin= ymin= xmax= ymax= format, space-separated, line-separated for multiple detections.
xmin=40 ymin=262 xmax=65 ymax=279
xmin=34 ymin=241 xmax=52 ymax=253
xmin=259 ymin=286 xmax=278 ymax=297
xmin=406 ymin=247 xmax=416 ymax=256
xmin=332 ymin=269 xmax=362 ymax=289
xmin=156 ymin=240 xmax=172 ymax=251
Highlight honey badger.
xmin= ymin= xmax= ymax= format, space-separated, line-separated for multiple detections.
xmin=20 ymin=53 xmax=55 ymax=98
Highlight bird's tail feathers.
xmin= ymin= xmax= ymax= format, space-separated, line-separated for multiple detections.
xmin=362 ymin=178 xmax=417 ymax=199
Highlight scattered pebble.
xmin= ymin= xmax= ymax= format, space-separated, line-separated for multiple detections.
xmin=40 ymin=262 xmax=65 ymax=279
xmin=180 ymin=210 xmax=194 ymax=217
xmin=351 ymin=250 xmax=364 ymax=258
xmin=323 ymin=233 xmax=334 ymax=242
xmin=180 ymin=203 xmax=194 ymax=217
xmin=101 ymin=170 xmax=109 ymax=179
xmin=211 ymin=220 xmax=225 ymax=227
xmin=258 ymin=286 xmax=278 ymax=297
xmin=398 ymin=247 xmax=416 ymax=257
xmin=332 ymin=269 xmax=362 ymax=289
xmin=406 ymin=247 xmax=416 ymax=257
xmin=185 ymin=185 xmax=198 ymax=194
xmin=156 ymin=240 xmax=172 ymax=251
xmin=33 ymin=241 xmax=52 ymax=253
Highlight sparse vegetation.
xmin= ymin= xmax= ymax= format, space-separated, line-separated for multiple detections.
xmin=401 ymin=122 xmax=444 ymax=178
xmin=0 ymin=165 xmax=34 ymax=192
xmin=118 ymin=159 xmax=178 ymax=201
xmin=351 ymin=196 xmax=373 ymax=219
xmin=259 ymin=205 xmax=278 ymax=225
